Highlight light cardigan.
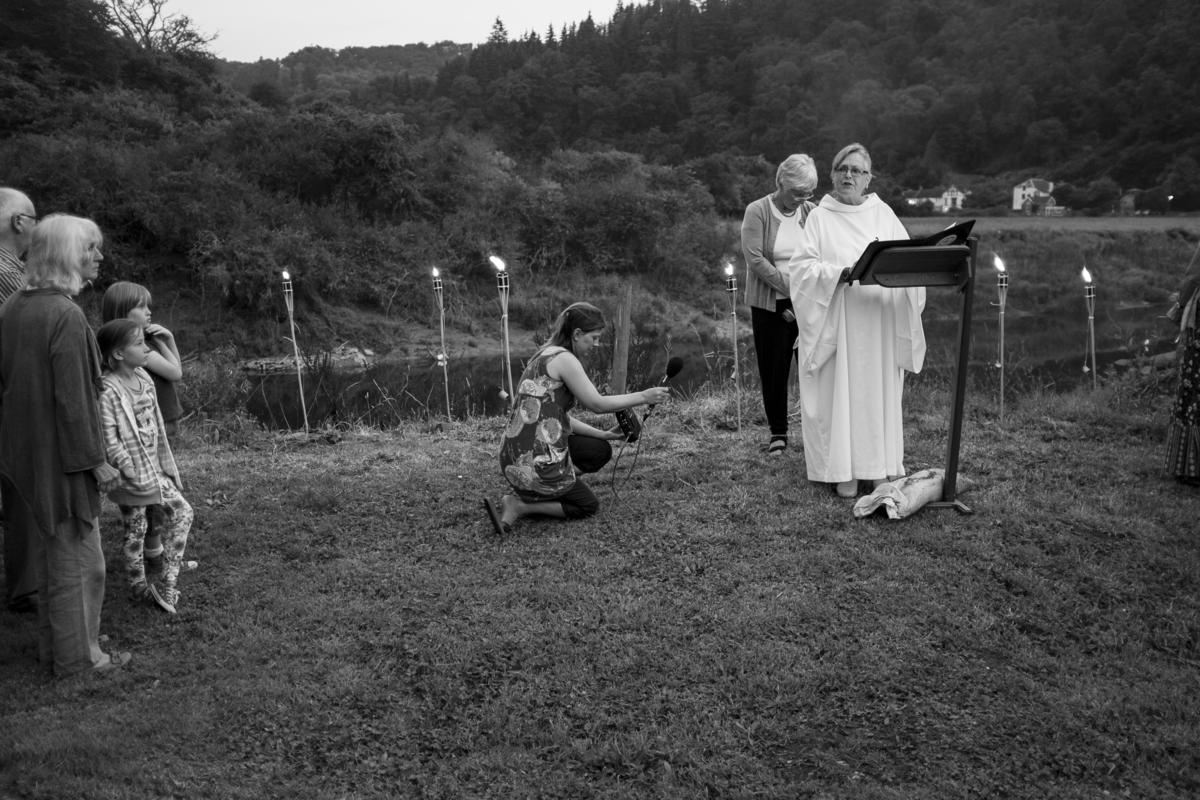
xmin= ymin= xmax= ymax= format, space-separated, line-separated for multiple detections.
xmin=99 ymin=369 xmax=181 ymax=506
xmin=739 ymin=194 xmax=815 ymax=310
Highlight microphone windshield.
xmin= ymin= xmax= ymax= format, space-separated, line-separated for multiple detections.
xmin=663 ymin=356 xmax=684 ymax=381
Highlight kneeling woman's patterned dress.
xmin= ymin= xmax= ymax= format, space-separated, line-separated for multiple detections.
xmin=499 ymin=346 xmax=600 ymax=518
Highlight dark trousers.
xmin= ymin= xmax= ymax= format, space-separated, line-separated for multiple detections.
xmin=751 ymin=300 xmax=799 ymax=438
xmin=517 ymin=435 xmax=613 ymax=520
xmin=569 ymin=434 xmax=612 ymax=475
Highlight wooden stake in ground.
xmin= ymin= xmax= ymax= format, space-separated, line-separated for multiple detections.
xmin=611 ymin=285 xmax=632 ymax=394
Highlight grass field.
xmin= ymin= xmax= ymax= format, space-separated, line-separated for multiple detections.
xmin=1 ymin=375 xmax=1197 ymax=798
xmin=904 ymin=214 xmax=1200 ymax=235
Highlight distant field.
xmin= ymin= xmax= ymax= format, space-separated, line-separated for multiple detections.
xmin=904 ymin=215 xmax=1200 ymax=235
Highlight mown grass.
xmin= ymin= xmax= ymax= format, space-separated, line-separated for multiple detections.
xmin=1 ymin=377 xmax=1198 ymax=799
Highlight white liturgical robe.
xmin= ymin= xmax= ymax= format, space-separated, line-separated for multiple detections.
xmin=788 ymin=193 xmax=926 ymax=483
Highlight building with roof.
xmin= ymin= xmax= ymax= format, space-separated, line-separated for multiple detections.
xmin=904 ymin=185 xmax=967 ymax=213
xmin=1013 ymin=178 xmax=1055 ymax=213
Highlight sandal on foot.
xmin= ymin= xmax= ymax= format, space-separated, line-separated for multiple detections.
xmin=482 ymin=498 xmax=510 ymax=537
xmin=767 ymin=438 xmax=787 ymax=455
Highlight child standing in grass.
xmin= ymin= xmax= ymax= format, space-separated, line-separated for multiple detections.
xmin=102 ymin=281 xmax=185 ymax=572
xmin=96 ymin=319 xmax=194 ymax=614
xmin=102 ymin=281 xmax=184 ymax=434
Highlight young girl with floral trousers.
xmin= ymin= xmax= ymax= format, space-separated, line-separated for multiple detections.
xmin=96 ymin=319 xmax=194 ymax=614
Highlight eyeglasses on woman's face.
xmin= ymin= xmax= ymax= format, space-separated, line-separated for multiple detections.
xmin=833 ymin=165 xmax=870 ymax=178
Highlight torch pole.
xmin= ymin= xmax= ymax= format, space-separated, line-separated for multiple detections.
xmin=997 ymin=269 xmax=1008 ymax=424
xmin=726 ymin=263 xmax=741 ymax=432
xmin=433 ymin=269 xmax=451 ymax=420
xmin=1085 ymin=282 xmax=1097 ymax=391
xmin=282 ymin=272 xmax=310 ymax=435
xmin=490 ymin=255 xmax=514 ymax=407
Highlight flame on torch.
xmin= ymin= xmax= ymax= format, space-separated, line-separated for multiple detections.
xmin=1081 ymin=266 xmax=1093 ymax=284
xmin=993 ymin=255 xmax=1006 ymax=274
xmin=282 ymin=270 xmax=290 ymax=281
xmin=488 ymin=255 xmax=506 ymax=272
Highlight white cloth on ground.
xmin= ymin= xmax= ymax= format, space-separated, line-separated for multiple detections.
xmin=852 ymin=468 xmax=946 ymax=519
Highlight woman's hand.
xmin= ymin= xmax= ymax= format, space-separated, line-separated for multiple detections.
xmin=640 ymin=386 xmax=671 ymax=406
xmin=91 ymin=463 xmax=121 ymax=493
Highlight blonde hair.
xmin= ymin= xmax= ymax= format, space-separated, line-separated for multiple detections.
xmin=24 ymin=214 xmax=102 ymax=296
xmin=775 ymin=154 xmax=818 ymax=193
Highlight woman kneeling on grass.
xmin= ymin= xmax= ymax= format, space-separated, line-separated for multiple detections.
xmin=484 ymin=302 xmax=670 ymax=535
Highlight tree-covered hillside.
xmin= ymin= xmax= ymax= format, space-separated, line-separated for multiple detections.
xmin=1 ymin=0 xmax=1198 ymax=353
xmin=431 ymin=0 xmax=1200 ymax=207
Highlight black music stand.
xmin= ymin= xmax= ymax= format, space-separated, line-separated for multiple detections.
xmin=844 ymin=221 xmax=977 ymax=514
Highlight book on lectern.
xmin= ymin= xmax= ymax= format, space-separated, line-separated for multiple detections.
xmin=843 ymin=219 xmax=976 ymax=284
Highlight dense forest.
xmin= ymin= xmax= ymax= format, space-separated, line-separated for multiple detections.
xmin=2 ymin=0 xmax=1198 ymax=351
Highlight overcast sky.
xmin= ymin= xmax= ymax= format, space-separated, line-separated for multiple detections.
xmin=167 ymin=0 xmax=627 ymax=62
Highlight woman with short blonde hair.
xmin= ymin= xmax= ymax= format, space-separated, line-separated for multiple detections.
xmin=740 ymin=153 xmax=819 ymax=455
xmin=789 ymin=143 xmax=927 ymax=498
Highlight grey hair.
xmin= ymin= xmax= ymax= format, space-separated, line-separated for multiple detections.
xmin=832 ymin=142 xmax=872 ymax=173
xmin=775 ymin=154 xmax=818 ymax=193
xmin=24 ymin=214 xmax=102 ymax=296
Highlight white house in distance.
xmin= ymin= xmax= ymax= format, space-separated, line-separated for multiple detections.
xmin=1013 ymin=178 xmax=1054 ymax=212
xmin=904 ymin=185 xmax=967 ymax=213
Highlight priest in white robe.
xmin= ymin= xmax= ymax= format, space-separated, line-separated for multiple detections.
xmin=788 ymin=143 xmax=927 ymax=498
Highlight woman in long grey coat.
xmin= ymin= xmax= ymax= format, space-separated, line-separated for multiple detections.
xmin=0 ymin=214 xmax=127 ymax=676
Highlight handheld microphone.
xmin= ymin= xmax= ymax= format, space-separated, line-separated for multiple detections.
xmin=614 ymin=357 xmax=685 ymax=443
xmin=646 ymin=356 xmax=684 ymax=414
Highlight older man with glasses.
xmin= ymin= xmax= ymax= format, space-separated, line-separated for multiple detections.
xmin=0 ymin=187 xmax=40 ymax=614
xmin=0 ymin=188 xmax=38 ymax=306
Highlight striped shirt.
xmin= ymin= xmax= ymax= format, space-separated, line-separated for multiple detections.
xmin=99 ymin=369 xmax=180 ymax=505
xmin=0 ymin=246 xmax=24 ymax=305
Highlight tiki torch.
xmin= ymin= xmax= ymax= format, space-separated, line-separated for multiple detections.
xmin=432 ymin=267 xmax=451 ymax=420
xmin=489 ymin=254 xmax=514 ymax=405
xmin=994 ymin=254 xmax=1008 ymax=424
xmin=725 ymin=260 xmax=741 ymax=432
xmin=1082 ymin=266 xmax=1097 ymax=390
xmin=281 ymin=270 xmax=310 ymax=434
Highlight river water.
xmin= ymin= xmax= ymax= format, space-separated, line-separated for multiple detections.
xmin=243 ymin=298 xmax=1177 ymax=430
